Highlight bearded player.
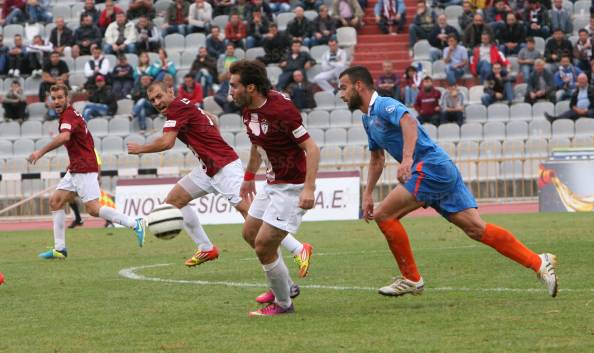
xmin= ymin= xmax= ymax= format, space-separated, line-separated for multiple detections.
xmin=228 ymin=60 xmax=320 ymax=316
xmin=127 ymin=81 xmax=314 ymax=284
xmin=27 ymin=84 xmax=145 ymax=259
xmin=338 ymin=66 xmax=558 ymax=298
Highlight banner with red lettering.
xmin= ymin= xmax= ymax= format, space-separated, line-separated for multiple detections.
xmin=115 ymin=171 xmax=360 ymax=224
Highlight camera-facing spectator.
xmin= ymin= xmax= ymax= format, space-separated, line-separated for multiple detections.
xmin=148 ymin=48 xmax=177 ymax=81
xmin=74 ymin=14 xmax=103 ymax=56
xmin=481 ymin=62 xmax=513 ymax=106
xmin=484 ymin=0 xmax=509 ymax=34
xmin=313 ymin=38 xmax=348 ymax=92
xmin=277 ymin=39 xmax=315 ymax=90
xmin=525 ymin=59 xmax=555 ymax=104
xmin=497 ymin=13 xmax=525 ymax=56
xmin=286 ymin=70 xmax=316 ymax=111
xmin=287 ymin=7 xmax=314 ymax=48
xmin=1 ymin=80 xmax=27 ymax=120
xmin=104 ymin=12 xmax=138 ymax=55
xmin=188 ymin=0 xmax=213 ymax=33
xmin=126 ymin=0 xmax=156 ymax=21
xmin=463 ymin=13 xmax=493 ymax=51
xmin=98 ymin=0 xmax=124 ymax=33
xmin=443 ymin=34 xmax=468 ymax=86
xmin=39 ymin=51 xmax=69 ymax=102
xmin=224 ymin=13 xmax=247 ymax=49
xmin=408 ymin=0 xmax=435 ymax=49
xmin=163 ymin=0 xmax=189 ymax=36
xmin=524 ymin=0 xmax=550 ymax=39
xmin=312 ymin=5 xmax=337 ymax=45
xmin=573 ymin=29 xmax=592 ymax=74
xmin=206 ymin=26 xmax=226 ymax=59
xmin=545 ymin=73 xmax=594 ymax=122
xmin=178 ymin=74 xmax=204 ymax=106
xmin=79 ymin=0 xmax=100 ymax=25
xmin=402 ymin=64 xmax=422 ymax=106
xmin=111 ymin=55 xmax=135 ymax=99
xmin=84 ymin=44 xmax=110 ymax=93
xmin=470 ymin=32 xmax=509 ymax=84
xmin=440 ymin=84 xmax=465 ymax=126
xmin=258 ymin=23 xmax=290 ymax=65
xmin=458 ymin=1 xmax=474 ymax=33
xmin=518 ymin=37 xmax=542 ymax=81
xmin=246 ymin=10 xmax=270 ymax=49
xmin=549 ymin=0 xmax=572 ymax=35
xmin=135 ymin=16 xmax=161 ymax=53
xmin=131 ymin=74 xmax=156 ymax=133
xmin=50 ymin=17 xmax=75 ymax=58
xmin=544 ymin=28 xmax=574 ymax=74
xmin=414 ymin=76 xmax=441 ymax=126
xmin=332 ymin=0 xmax=364 ymax=29
xmin=190 ymin=46 xmax=218 ymax=97
xmin=217 ymin=43 xmax=239 ymax=74
xmin=428 ymin=14 xmax=459 ymax=61
xmin=375 ymin=61 xmax=400 ymax=99
xmin=82 ymin=75 xmax=118 ymax=120
xmin=7 ymin=34 xmax=27 ymax=78
xmin=554 ymin=55 xmax=582 ymax=102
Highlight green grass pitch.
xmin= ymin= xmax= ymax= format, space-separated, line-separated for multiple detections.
xmin=1 ymin=213 xmax=593 ymax=353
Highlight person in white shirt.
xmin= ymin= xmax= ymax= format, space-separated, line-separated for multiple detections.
xmin=313 ymin=38 xmax=348 ymax=92
xmin=188 ymin=0 xmax=213 ymax=33
xmin=84 ymin=44 xmax=111 ymax=92
xmin=103 ymin=12 xmax=138 ymax=55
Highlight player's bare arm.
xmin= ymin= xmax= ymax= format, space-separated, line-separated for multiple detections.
xmin=27 ymin=131 xmax=71 ymax=164
xmin=363 ymin=149 xmax=385 ymax=223
xmin=298 ymin=137 xmax=320 ymax=210
xmin=398 ymin=113 xmax=417 ymax=184
xmin=127 ymin=131 xmax=178 ymax=154
xmin=240 ymin=144 xmax=262 ymax=202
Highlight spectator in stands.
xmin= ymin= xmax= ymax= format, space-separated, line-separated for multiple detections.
xmin=432 ymin=0 xmax=461 ymax=8
xmin=111 ymin=55 xmax=135 ymax=99
xmin=332 ymin=0 xmax=364 ymax=29
xmin=190 ymin=47 xmax=218 ymax=97
xmin=104 ymin=12 xmax=138 ymax=55
xmin=135 ymin=16 xmax=161 ymax=53
xmin=217 ymin=43 xmax=239 ymax=74
xmin=206 ymin=26 xmax=226 ymax=59
xmin=301 ymin=0 xmax=322 ymax=11
xmin=375 ymin=60 xmax=400 ymax=99
xmin=585 ymin=14 xmax=594 ymax=35
xmin=126 ymin=0 xmax=155 ymax=21
xmin=402 ymin=64 xmax=422 ymax=106
xmin=188 ymin=0 xmax=213 ymax=34
xmin=245 ymin=0 xmax=274 ymax=23
xmin=286 ymin=70 xmax=316 ymax=110
xmin=312 ymin=5 xmax=337 ymax=45
xmin=0 ymin=35 xmax=8 ymax=75
xmin=258 ymin=23 xmax=290 ymax=65
xmin=214 ymin=72 xmax=239 ymax=113
xmin=277 ymin=39 xmax=315 ymax=90
xmin=27 ymin=35 xmax=53 ymax=77
xmin=133 ymin=51 xmax=152 ymax=82
xmin=481 ymin=62 xmax=513 ymax=105
xmin=440 ymin=84 xmax=464 ymax=126
xmin=313 ymin=38 xmax=348 ymax=92
xmin=524 ymin=0 xmax=550 ymax=39
xmin=443 ymin=34 xmax=468 ymax=86
xmin=544 ymin=28 xmax=573 ymax=74
xmin=131 ymin=74 xmax=155 ymax=133
xmin=414 ymin=76 xmax=441 ymax=126
xmin=213 ymin=0 xmax=235 ymax=17
xmin=518 ymin=37 xmax=541 ymax=81
xmin=0 ymin=0 xmax=26 ymax=25
xmin=287 ymin=7 xmax=314 ymax=48
xmin=549 ymin=0 xmax=572 ymax=36
xmin=545 ymin=73 xmax=594 ymax=122
xmin=74 ymin=14 xmax=103 ymax=56
xmin=178 ymin=74 xmax=204 ymax=106
xmin=1 ymin=80 xmax=27 ymax=120
xmin=98 ymin=0 xmax=124 ymax=33
xmin=39 ymin=51 xmax=70 ymax=102
xmin=7 ymin=34 xmax=27 ymax=78
xmin=497 ymin=13 xmax=525 ymax=56
xmin=269 ymin=0 xmax=291 ymax=14
xmin=246 ymin=10 xmax=270 ymax=49
xmin=148 ymin=48 xmax=177 ymax=81
xmin=80 ymin=0 xmax=100 ymax=25
xmin=408 ymin=0 xmax=436 ymax=49
xmin=225 ymin=13 xmax=247 ymax=49
xmin=82 ymin=75 xmax=118 ymax=120
xmin=429 ymin=14 xmax=459 ymax=62
xmin=484 ymin=0 xmax=509 ymax=34
xmin=233 ymin=0 xmax=249 ymax=20
xmin=84 ymin=44 xmax=111 ymax=93
xmin=163 ymin=0 xmax=189 ymax=36
xmin=458 ymin=1 xmax=474 ymax=33
xmin=26 ymin=0 xmax=52 ymax=24
xmin=50 ymin=17 xmax=75 ymax=58
xmin=525 ymin=59 xmax=555 ymax=104
xmin=471 ymin=32 xmax=509 ymax=84
xmin=463 ymin=13 xmax=493 ymax=51
xmin=573 ymin=29 xmax=592 ymax=74
xmin=554 ymin=55 xmax=582 ymax=102
xmin=164 ymin=73 xmax=177 ymax=95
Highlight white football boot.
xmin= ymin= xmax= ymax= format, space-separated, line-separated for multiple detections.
xmin=537 ymin=253 xmax=558 ymax=297
xmin=378 ymin=276 xmax=424 ymax=297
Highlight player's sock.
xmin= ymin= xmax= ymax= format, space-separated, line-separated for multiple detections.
xmin=480 ymin=223 xmax=542 ymax=272
xmin=377 ymin=219 xmax=421 ymax=282
xmin=52 ymin=210 xmax=66 ymax=250
xmin=262 ymin=256 xmax=292 ymax=309
xmin=181 ymin=206 xmax=213 ymax=251
xmin=69 ymin=201 xmax=82 ymax=223
xmin=281 ymin=234 xmax=303 ymax=256
xmin=98 ymin=207 xmax=136 ymax=228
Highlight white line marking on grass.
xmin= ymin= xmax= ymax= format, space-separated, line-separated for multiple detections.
xmin=119 ymin=263 xmax=594 ymax=293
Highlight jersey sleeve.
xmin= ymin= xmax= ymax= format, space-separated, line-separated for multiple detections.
xmin=286 ymin=106 xmax=310 ymax=145
xmin=378 ymin=98 xmax=410 ymax=127
xmin=162 ymin=100 xmax=190 ymax=133
xmin=59 ymin=111 xmax=77 ymax=133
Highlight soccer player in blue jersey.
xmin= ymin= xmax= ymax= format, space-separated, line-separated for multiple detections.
xmin=338 ymin=66 xmax=559 ymax=297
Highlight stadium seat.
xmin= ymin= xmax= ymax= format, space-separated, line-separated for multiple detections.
xmin=431 ymin=60 xmax=446 ymax=80
xmin=124 ymin=53 xmax=139 ymax=68
xmin=28 ymin=157 xmax=51 ymax=173
xmin=117 ymin=99 xmax=134 ymax=116
xmin=3 ymin=158 xmax=28 ymax=173
xmin=12 ymin=138 xmax=34 ymax=158
xmin=413 ymin=60 xmax=432 ymax=76
xmin=3 ymin=78 xmax=24 ymax=93
xmin=505 ymin=120 xmax=529 ymax=140
xmin=234 ymin=48 xmax=246 ymax=59
xmin=74 ymin=55 xmax=92 ymax=73
xmin=108 ymin=117 xmax=131 ymax=136
xmin=555 ymin=100 xmax=570 ymax=116
xmin=572 ymin=136 xmax=593 ymax=147
xmin=24 ymin=76 xmax=41 ymax=97
xmin=20 ymin=121 xmax=42 ymax=139
xmin=532 ymin=101 xmax=554 ymax=120
xmin=203 ymin=96 xmax=223 ymax=115
xmin=131 ymin=117 xmax=153 ymax=132
xmin=140 ymin=153 xmax=161 ymax=169
xmin=152 ymin=117 xmax=165 ymax=131
xmin=512 ymin=83 xmax=527 ymax=103
xmin=467 ymin=85 xmax=484 ymax=105
xmin=313 ymin=91 xmax=335 ymax=110
xmin=181 ymin=51 xmax=197 ymax=69
xmin=352 ymin=109 xmax=364 ymax=121
xmin=445 ymin=5 xmax=463 ymax=20
xmin=307 ymin=110 xmax=330 ymax=128
xmin=324 ymin=127 xmax=347 ymax=147
xmin=185 ymin=33 xmax=206 ymax=50
xmin=124 ymin=134 xmax=145 ymax=146
xmin=304 ymin=10 xmax=318 ymax=21
xmin=574 ymin=0 xmax=590 ymax=14
xmin=308 ymin=128 xmax=325 ymax=146
xmin=534 ymin=37 xmax=545 ymax=53
xmin=551 ymin=119 xmax=574 ymax=139
xmin=69 ymin=72 xmax=86 ymax=91
xmin=0 ymin=140 xmax=13 ymax=156
xmin=502 ymin=140 xmax=525 ymax=158
xmin=459 ymin=123 xmax=482 ymax=141
xmin=336 ymin=27 xmax=357 ymax=48
xmin=27 ymin=103 xmax=47 ymax=121
xmin=162 ymin=151 xmax=185 ymax=167
xmin=212 ymin=15 xmax=229 ymax=30
xmin=347 ymin=126 xmax=367 ymax=145
xmin=486 ymin=103 xmax=509 ymax=123
xmin=525 ymin=139 xmax=548 ymax=158
xmin=510 ymin=103 xmax=532 ymax=121
xmin=549 ymin=137 xmax=571 ymax=151
xmin=101 ymin=136 xmax=124 ymax=154
xmin=42 ymin=120 xmax=58 ymax=136
xmin=479 ymin=140 xmax=502 ymax=159
xmin=575 ymin=118 xmax=594 ymax=137
xmin=438 ymin=141 xmax=456 ymax=157
xmin=412 ymin=40 xmax=431 ymax=61
xmin=266 ymin=66 xmax=282 ymax=86
xmin=437 ymin=123 xmax=460 ymax=143
xmin=219 ymin=113 xmax=242 ymax=132
xmin=528 ymin=119 xmax=551 ymax=139
xmin=220 ymin=132 xmax=235 ymax=147
xmin=172 ymin=137 xmax=186 ymax=152
xmin=456 ymin=140 xmax=479 ymax=161
xmin=422 ymin=123 xmax=437 ymax=140
xmin=117 ymin=154 xmax=140 ymax=169
xmin=342 ymin=145 xmax=367 ymax=164
xmin=500 ymin=160 xmax=524 ymax=180
xmin=155 ymin=0 xmax=173 ymax=13
xmin=334 ymin=93 xmax=348 ymax=109
xmin=0 ymin=121 xmax=20 ymax=140
xmin=87 ymin=118 xmax=109 ymax=137
xmin=234 ymin=133 xmax=251 ymax=150
xmin=310 ymin=45 xmax=329 ymax=63
xmin=306 ymin=64 xmax=324 ymax=82
xmin=104 ymin=54 xmax=117 ymax=69
xmin=3 ymin=25 xmax=24 ymax=43
xmin=276 ymin=12 xmax=296 ymax=31
xmin=169 ymin=52 xmax=182 ymax=68
xmin=245 ymin=47 xmax=265 ymax=60
xmin=329 ymin=109 xmax=352 ymax=128
xmin=320 ymin=146 xmax=342 ymax=166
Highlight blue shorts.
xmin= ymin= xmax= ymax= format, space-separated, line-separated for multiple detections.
xmin=403 ymin=160 xmax=477 ymax=219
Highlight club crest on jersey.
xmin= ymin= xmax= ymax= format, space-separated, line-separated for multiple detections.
xmin=261 ymin=119 xmax=269 ymax=135
xmin=385 ymin=105 xmax=396 ymax=113
xmin=248 ymin=113 xmax=260 ymax=136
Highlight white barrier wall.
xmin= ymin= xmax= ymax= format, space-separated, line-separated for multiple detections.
xmin=115 ymin=171 xmax=361 ymax=224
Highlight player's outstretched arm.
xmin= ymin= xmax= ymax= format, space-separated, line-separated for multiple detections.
xmin=398 ymin=113 xmax=418 ymax=184
xmin=240 ymin=144 xmax=262 ymax=202
xmin=298 ymin=137 xmax=320 ymax=210
xmin=27 ymin=131 xmax=71 ymax=164
xmin=362 ymin=149 xmax=385 ymax=222
xmin=127 ymin=131 xmax=178 ymax=154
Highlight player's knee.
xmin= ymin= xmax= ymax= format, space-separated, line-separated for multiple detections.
xmin=49 ymin=197 xmax=63 ymax=211
xmin=164 ymin=196 xmax=185 ymax=209
xmin=464 ymin=223 xmax=486 ymax=241
xmin=86 ymin=203 xmax=101 ymax=217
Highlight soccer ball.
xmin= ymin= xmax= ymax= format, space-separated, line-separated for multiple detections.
xmin=146 ymin=204 xmax=184 ymax=240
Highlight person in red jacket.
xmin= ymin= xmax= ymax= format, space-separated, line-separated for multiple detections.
xmin=178 ymin=74 xmax=204 ymax=106
xmin=224 ymin=13 xmax=247 ymax=49
xmin=98 ymin=0 xmax=124 ymax=33
xmin=470 ymin=32 xmax=509 ymax=84
xmin=413 ymin=76 xmax=441 ymax=126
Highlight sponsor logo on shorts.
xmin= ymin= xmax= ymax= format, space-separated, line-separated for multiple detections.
xmin=163 ymin=120 xmax=177 ymax=128
xmin=292 ymin=125 xmax=307 ymax=139
xmin=60 ymin=123 xmax=72 ymax=131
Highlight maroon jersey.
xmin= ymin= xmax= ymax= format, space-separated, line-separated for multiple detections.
xmin=58 ymin=106 xmax=98 ymax=173
xmin=242 ymin=91 xmax=310 ymax=184
xmin=163 ymin=96 xmax=238 ymax=177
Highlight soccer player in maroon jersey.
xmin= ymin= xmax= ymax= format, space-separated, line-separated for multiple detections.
xmin=27 ymin=84 xmax=145 ymax=259
xmin=127 ymin=81 xmax=313 ymax=283
xmin=228 ymin=60 xmax=320 ymax=316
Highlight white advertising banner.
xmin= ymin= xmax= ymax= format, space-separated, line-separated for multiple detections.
xmin=115 ymin=171 xmax=360 ymax=224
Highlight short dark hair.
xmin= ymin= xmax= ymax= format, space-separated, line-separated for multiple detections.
xmin=579 ymin=29 xmax=588 ymax=35
xmin=447 ymin=33 xmax=457 ymax=41
xmin=228 ymin=60 xmax=272 ymax=95
xmin=526 ymin=36 xmax=535 ymax=43
xmin=423 ymin=76 xmax=433 ymax=82
xmin=339 ymin=66 xmax=374 ymax=89
xmin=184 ymin=73 xmax=193 ymax=79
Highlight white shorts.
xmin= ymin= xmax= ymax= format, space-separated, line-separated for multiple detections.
xmin=56 ymin=171 xmax=101 ymax=203
xmin=178 ymin=159 xmax=243 ymax=206
xmin=248 ymin=183 xmax=306 ymax=234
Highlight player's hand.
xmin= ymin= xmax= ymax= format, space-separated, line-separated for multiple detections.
xmin=27 ymin=151 xmax=42 ymax=164
xmin=299 ymin=186 xmax=315 ymax=210
xmin=362 ymin=192 xmax=374 ymax=223
xmin=127 ymin=142 xmax=142 ymax=154
xmin=240 ymin=180 xmax=256 ymax=203
xmin=397 ymin=158 xmax=413 ymax=184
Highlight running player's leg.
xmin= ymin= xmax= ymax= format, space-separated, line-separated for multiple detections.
xmin=39 ymin=188 xmax=76 ymax=259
